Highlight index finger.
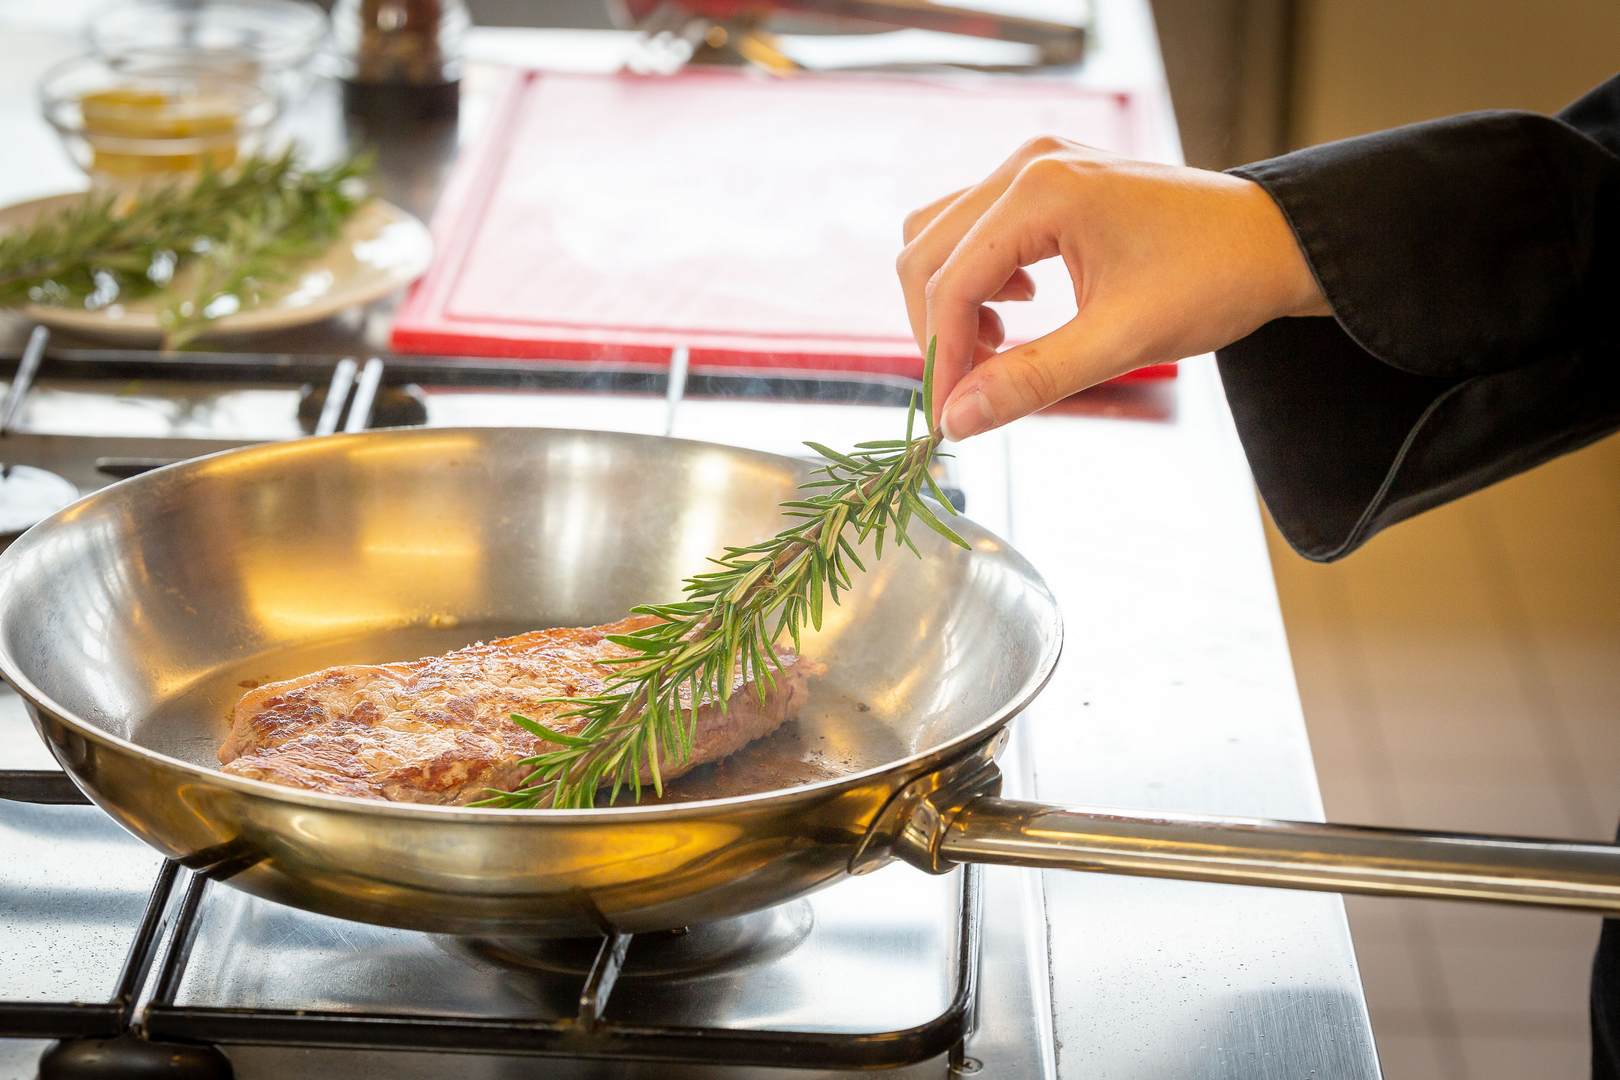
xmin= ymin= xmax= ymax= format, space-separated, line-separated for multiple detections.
xmin=903 ymin=186 xmax=969 ymax=244
xmin=898 ymin=137 xmax=1074 ymax=353
xmin=923 ymin=187 xmax=1061 ymax=428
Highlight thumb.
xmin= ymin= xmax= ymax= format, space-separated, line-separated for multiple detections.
xmin=938 ymin=314 xmax=1131 ymax=441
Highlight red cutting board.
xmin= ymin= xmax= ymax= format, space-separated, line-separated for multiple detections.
xmin=392 ymin=67 xmax=1175 ymax=382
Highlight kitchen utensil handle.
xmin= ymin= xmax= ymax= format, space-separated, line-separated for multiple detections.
xmin=0 ymin=325 xmax=49 ymax=437
xmin=934 ymin=796 xmax=1620 ymax=914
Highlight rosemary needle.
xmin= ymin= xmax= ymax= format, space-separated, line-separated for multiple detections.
xmin=474 ymin=338 xmax=969 ymax=810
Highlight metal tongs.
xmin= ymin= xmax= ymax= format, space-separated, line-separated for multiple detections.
xmin=614 ymin=0 xmax=1087 ymax=73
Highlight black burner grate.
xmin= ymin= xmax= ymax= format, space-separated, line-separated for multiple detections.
xmin=0 ymin=741 xmax=981 ymax=1077
xmin=0 ymin=339 xmax=976 ymax=1074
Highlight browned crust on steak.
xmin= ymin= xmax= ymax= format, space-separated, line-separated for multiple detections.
xmin=217 ymin=616 xmax=810 ymax=805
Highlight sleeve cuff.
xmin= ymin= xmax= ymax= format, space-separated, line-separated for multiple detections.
xmin=1217 ymin=319 xmax=1618 ymax=561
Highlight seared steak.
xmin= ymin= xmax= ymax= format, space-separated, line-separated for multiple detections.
xmin=218 ymin=616 xmax=808 ymax=805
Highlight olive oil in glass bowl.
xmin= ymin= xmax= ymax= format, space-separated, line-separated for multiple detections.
xmin=38 ymin=54 xmax=278 ymax=184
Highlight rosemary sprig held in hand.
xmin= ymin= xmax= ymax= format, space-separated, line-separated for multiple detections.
xmin=474 ymin=338 xmax=968 ymax=810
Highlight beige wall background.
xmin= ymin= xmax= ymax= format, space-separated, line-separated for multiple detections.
xmin=1153 ymin=2 xmax=1619 ymax=1076
xmin=1155 ymin=0 xmax=1620 ymax=167
xmin=1292 ymin=0 xmax=1620 ymax=144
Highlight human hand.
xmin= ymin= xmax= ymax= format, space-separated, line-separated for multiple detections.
xmin=896 ymin=137 xmax=1329 ymax=440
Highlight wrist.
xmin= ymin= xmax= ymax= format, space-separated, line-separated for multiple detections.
xmin=1237 ymin=176 xmax=1331 ymax=320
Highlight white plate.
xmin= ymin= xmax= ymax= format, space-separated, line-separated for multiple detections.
xmin=1 ymin=191 xmax=433 ymax=343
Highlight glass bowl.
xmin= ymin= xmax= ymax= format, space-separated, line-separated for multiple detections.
xmin=39 ymin=53 xmax=279 ymax=183
xmin=84 ymin=0 xmax=327 ymax=102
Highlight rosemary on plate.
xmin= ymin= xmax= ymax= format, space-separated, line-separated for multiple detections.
xmin=475 ymin=339 xmax=969 ymax=810
xmin=0 ymin=150 xmax=371 ymax=348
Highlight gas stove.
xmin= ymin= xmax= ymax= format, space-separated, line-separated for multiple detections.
xmin=0 ymin=341 xmax=1054 ymax=1079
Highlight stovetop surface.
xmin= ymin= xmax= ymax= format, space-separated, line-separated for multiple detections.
xmin=1 ymin=13 xmax=1381 ymax=1078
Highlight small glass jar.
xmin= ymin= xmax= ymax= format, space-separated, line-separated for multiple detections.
xmin=331 ymin=0 xmax=467 ymax=122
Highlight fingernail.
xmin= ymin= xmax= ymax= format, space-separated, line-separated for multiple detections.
xmin=942 ymin=390 xmax=993 ymax=442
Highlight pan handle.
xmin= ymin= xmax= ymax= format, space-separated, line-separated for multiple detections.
xmin=850 ymin=741 xmax=1620 ymax=914
xmin=932 ymin=797 xmax=1620 ymax=915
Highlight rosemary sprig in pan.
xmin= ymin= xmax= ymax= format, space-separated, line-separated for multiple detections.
xmin=475 ymin=338 xmax=969 ymax=810
xmin=0 ymin=150 xmax=371 ymax=349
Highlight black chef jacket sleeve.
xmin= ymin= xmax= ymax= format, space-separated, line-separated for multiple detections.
xmin=1213 ymin=74 xmax=1620 ymax=562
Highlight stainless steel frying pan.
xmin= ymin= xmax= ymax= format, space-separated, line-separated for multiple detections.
xmin=2 ymin=426 xmax=1619 ymax=937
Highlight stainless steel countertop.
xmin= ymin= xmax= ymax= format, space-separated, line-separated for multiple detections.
xmin=0 ymin=3 xmax=1380 ymax=1077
